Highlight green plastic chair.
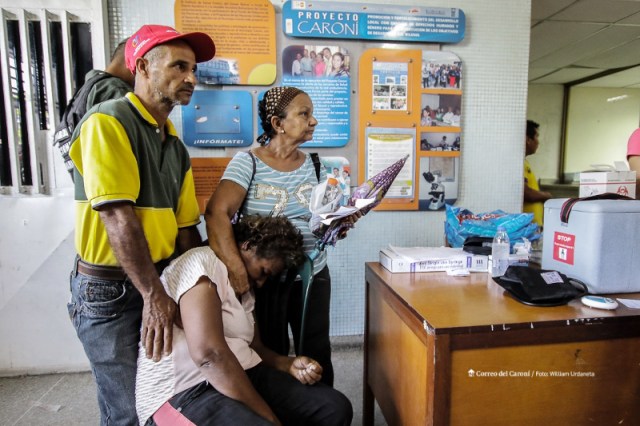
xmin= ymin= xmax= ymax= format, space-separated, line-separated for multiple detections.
xmin=297 ymin=254 xmax=315 ymax=354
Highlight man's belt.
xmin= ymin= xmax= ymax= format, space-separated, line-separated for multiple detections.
xmin=75 ymin=256 xmax=171 ymax=280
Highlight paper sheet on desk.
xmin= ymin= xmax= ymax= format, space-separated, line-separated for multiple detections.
xmin=617 ymin=299 xmax=640 ymax=309
xmin=319 ymin=198 xmax=376 ymax=225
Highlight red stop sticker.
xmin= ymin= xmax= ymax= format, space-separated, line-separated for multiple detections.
xmin=553 ymin=232 xmax=575 ymax=265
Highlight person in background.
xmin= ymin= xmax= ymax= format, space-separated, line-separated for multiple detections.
xmin=205 ymin=87 xmax=359 ymax=387
xmin=523 ymin=119 xmax=552 ymax=227
xmin=420 ymin=106 xmax=432 ymax=126
xmin=328 ymin=52 xmax=350 ymax=78
xmin=85 ymin=39 xmax=134 ymax=107
xmin=291 ymin=52 xmax=302 ymax=76
xmin=67 ymin=24 xmax=215 ymax=425
xmin=627 ymin=128 xmax=640 ymax=199
xmin=442 ymin=106 xmax=455 ymax=124
xmin=321 ymin=47 xmax=333 ymax=76
xmin=300 ymin=48 xmax=313 ymax=77
xmin=314 ymin=51 xmax=326 ymax=77
xmin=54 ymin=38 xmax=134 ymax=181
xmin=136 ymin=215 xmax=352 ymax=426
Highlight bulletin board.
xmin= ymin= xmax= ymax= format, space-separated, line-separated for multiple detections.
xmin=358 ymin=48 xmax=462 ymax=211
xmin=358 ymin=49 xmax=421 ymax=210
xmin=176 ymin=0 xmax=466 ymax=211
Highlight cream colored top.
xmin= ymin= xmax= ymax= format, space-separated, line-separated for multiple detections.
xmin=135 ymin=247 xmax=261 ymax=424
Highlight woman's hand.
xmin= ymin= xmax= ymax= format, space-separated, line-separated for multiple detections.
xmin=228 ymin=263 xmax=251 ymax=295
xmin=289 ymin=356 xmax=323 ymax=385
xmin=337 ymin=210 xmax=363 ymax=240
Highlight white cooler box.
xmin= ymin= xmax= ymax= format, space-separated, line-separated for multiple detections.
xmin=542 ymin=198 xmax=640 ymax=294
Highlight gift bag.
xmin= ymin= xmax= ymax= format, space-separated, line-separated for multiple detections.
xmin=309 ymin=177 xmax=343 ymax=236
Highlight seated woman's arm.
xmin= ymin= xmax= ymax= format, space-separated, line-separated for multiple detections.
xmin=250 ymin=323 xmax=322 ymax=385
xmin=181 ymin=276 xmax=279 ymax=423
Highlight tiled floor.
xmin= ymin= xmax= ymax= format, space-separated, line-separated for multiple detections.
xmin=0 ymin=337 xmax=386 ymax=425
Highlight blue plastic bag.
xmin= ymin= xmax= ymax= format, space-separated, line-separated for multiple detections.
xmin=445 ymin=204 xmax=540 ymax=248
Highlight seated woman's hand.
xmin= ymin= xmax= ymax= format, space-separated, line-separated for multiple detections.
xmin=289 ymin=356 xmax=323 ymax=385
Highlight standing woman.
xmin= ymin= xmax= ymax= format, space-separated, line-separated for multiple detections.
xmin=205 ymin=87 xmax=354 ymax=386
xmin=314 ymin=51 xmax=326 ymax=77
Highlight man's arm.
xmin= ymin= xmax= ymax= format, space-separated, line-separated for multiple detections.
xmin=524 ymin=180 xmax=552 ymax=203
xmin=98 ymin=202 xmax=176 ymax=362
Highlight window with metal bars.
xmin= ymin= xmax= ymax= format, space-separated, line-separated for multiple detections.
xmin=0 ymin=1 xmax=106 ymax=195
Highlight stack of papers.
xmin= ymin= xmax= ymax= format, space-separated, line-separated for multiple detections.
xmin=380 ymin=245 xmax=489 ymax=273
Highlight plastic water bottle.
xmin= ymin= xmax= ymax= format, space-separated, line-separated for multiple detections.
xmin=491 ymin=226 xmax=510 ymax=277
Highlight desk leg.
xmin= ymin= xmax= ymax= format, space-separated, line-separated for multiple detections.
xmin=363 ymin=381 xmax=374 ymax=426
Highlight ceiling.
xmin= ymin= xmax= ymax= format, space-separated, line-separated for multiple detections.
xmin=529 ymin=0 xmax=640 ymax=87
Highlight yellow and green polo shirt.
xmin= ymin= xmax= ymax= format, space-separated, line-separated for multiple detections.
xmin=69 ymin=92 xmax=200 ymax=266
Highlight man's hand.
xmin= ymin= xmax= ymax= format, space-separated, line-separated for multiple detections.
xmin=141 ymin=290 xmax=177 ymax=362
xmin=289 ymin=356 xmax=323 ymax=385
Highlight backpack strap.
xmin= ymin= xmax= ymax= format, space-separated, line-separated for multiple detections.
xmin=53 ymin=71 xmax=114 ymax=145
xmin=310 ymin=152 xmax=321 ymax=182
xmin=247 ymin=150 xmax=257 ymax=187
xmin=232 ymin=150 xmax=256 ymax=223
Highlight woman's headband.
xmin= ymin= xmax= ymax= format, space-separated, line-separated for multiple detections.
xmin=257 ymin=86 xmax=304 ymax=144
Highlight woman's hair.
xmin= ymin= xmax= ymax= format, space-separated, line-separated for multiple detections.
xmin=257 ymin=86 xmax=306 ymax=145
xmin=232 ymin=214 xmax=305 ymax=269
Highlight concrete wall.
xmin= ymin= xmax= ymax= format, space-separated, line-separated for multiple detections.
xmin=565 ymin=87 xmax=640 ymax=176
xmin=527 ymin=84 xmax=564 ymax=181
xmin=0 ymin=0 xmax=533 ymax=375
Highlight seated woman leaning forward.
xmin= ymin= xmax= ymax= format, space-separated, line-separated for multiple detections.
xmin=135 ymin=215 xmax=353 ymax=426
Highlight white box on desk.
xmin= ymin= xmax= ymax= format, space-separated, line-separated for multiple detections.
xmin=379 ymin=248 xmax=488 ymax=273
xmin=542 ymin=198 xmax=640 ymax=294
xmin=579 ymin=166 xmax=636 ymax=198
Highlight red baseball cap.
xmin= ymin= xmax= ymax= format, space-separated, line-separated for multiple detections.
xmin=125 ymin=24 xmax=216 ymax=73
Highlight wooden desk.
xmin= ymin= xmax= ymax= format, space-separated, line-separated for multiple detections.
xmin=363 ymin=263 xmax=640 ymax=426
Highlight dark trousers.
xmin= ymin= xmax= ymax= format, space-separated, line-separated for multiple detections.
xmin=145 ymin=363 xmax=352 ymax=425
xmin=254 ymin=265 xmax=334 ymax=386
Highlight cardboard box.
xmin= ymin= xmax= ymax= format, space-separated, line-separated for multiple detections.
xmin=579 ymin=163 xmax=636 ymax=198
xmin=542 ymin=198 xmax=640 ymax=294
xmin=379 ymin=248 xmax=488 ymax=273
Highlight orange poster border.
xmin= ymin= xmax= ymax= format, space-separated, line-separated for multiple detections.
xmin=358 ymin=49 xmax=422 ymax=211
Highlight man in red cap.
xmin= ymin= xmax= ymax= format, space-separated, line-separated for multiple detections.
xmin=67 ymin=24 xmax=215 ymax=425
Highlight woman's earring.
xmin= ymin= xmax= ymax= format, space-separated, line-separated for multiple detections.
xmin=280 ymin=129 xmax=285 ymax=134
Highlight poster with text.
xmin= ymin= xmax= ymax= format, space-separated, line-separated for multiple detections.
xmin=280 ymin=44 xmax=351 ymax=147
xmin=182 ymin=90 xmax=253 ymax=147
xmin=282 ymin=1 xmax=465 ymax=43
xmin=175 ymin=0 xmax=277 ymax=85
xmin=364 ymin=127 xmax=415 ymax=205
